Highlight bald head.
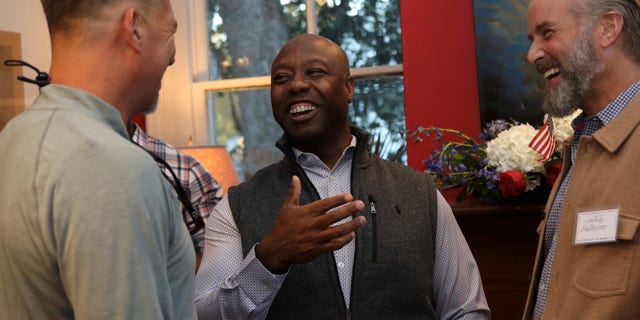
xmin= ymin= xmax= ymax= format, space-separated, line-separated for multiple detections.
xmin=272 ymin=34 xmax=351 ymax=78
xmin=270 ymin=33 xmax=354 ymax=158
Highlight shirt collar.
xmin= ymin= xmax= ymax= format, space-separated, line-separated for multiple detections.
xmin=39 ymin=84 xmax=129 ymax=139
xmin=572 ymin=80 xmax=640 ymax=135
xmin=130 ymin=122 xmax=150 ymax=147
xmin=293 ymin=135 xmax=357 ymax=168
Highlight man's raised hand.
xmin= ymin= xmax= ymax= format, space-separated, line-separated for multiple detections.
xmin=256 ymin=176 xmax=366 ymax=274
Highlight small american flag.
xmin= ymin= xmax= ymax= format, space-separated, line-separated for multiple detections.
xmin=529 ymin=116 xmax=556 ymax=162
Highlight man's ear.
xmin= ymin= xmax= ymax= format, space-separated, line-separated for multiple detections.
xmin=599 ymin=10 xmax=624 ymax=48
xmin=123 ymin=7 xmax=142 ymax=53
xmin=345 ymin=76 xmax=355 ymax=104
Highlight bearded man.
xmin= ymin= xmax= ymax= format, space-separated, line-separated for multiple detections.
xmin=524 ymin=0 xmax=640 ymax=319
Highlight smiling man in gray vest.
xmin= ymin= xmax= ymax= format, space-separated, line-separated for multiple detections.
xmin=195 ymin=34 xmax=489 ymax=319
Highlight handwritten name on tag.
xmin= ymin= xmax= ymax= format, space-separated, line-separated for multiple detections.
xmin=574 ymin=209 xmax=619 ymax=245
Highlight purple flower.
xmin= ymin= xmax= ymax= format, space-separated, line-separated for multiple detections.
xmin=425 ymin=159 xmax=442 ymax=174
xmin=481 ymin=119 xmax=512 ymax=141
xmin=405 ymin=120 xmax=555 ymax=202
xmin=477 ymin=167 xmax=499 ymax=182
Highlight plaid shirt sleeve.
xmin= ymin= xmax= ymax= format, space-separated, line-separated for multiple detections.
xmin=131 ymin=124 xmax=222 ymax=254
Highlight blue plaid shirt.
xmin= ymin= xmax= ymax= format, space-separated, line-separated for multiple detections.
xmin=131 ymin=124 xmax=222 ymax=254
xmin=533 ymin=80 xmax=640 ymax=319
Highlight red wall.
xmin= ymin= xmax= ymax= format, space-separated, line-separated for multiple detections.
xmin=132 ymin=114 xmax=146 ymax=132
xmin=400 ymin=1 xmax=481 ymax=171
xmin=138 ymin=2 xmax=478 ymax=169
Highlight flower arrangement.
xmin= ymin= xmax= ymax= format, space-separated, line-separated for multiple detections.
xmin=405 ymin=110 xmax=580 ymax=202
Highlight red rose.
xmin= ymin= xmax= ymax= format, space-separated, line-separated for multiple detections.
xmin=498 ymin=170 xmax=527 ymax=198
xmin=547 ymin=163 xmax=563 ymax=187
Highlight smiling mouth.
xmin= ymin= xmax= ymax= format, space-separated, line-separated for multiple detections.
xmin=289 ymin=103 xmax=317 ymax=116
xmin=544 ymin=67 xmax=561 ymax=81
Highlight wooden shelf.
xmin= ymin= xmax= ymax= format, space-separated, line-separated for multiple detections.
xmin=452 ymin=201 xmax=544 ymax=320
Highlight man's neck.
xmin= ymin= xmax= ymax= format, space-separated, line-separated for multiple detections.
xmin=126 ymin=121 xmax=137 ymax=138
xmin=293 ymin=134 xmax=353 ymax=170
xmin=581 ymin=56 xmax=640 ymax=115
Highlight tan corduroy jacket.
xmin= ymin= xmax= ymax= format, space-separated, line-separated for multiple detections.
xmin=523 ymin=93 xmax=640 ymax=319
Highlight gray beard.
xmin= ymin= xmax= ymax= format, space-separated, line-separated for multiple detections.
xmin=542 ymin=27 xmax=605 ymax=117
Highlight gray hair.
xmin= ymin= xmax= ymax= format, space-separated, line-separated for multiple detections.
xmin=577 ymin=0 xmax=640 ymax=64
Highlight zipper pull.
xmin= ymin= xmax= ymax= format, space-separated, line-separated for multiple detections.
xmin=368 ymin=195 xmax=378 ymax=263
xmin=368 ymin=195 xmax=376 ymax=214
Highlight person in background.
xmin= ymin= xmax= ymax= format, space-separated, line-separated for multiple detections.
xmin=194 ymin=33 xmax=490 ymax=319
xmin=524 ymin=0 xmax=640 ymax=318
xmin=0 ymin=0 xmax=196 ymax=319
xmin=128 ymin=120 xmax=223 ymax=270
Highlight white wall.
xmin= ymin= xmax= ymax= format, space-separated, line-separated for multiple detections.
xmin=0 ymin=0 xmax=198 ymax=147
xmin=148 ymin=0 xmax=204 ymax=147
xmin=0 ymin=0 xmax=51 ymax=108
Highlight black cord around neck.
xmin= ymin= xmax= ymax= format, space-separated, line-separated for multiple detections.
xmin=4 ymin=59 xmax=50 ymax=88
xmin=131 ymin=141 xmax=205 ymax=236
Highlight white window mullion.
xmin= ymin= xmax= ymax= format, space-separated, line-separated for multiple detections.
xmin=188 ymin=0 xmax=213 ymax=146
xmin=306 ymin=0 xmax=318 ymax=34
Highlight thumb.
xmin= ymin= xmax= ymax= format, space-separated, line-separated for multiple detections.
xmin=284 ymin=175 xmax=301 ymax=207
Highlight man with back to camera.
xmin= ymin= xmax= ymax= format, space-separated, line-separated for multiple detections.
xmin=524 ymin=0 xmax=640 ymax=318
xmin=194 ymin=33 xmax=490 ymax=319
xmin=0 ymin=0 xmax=196 ymax=319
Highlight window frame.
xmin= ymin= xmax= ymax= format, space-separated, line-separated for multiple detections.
xmin=149 ymin=0 xmax=403 ymax=147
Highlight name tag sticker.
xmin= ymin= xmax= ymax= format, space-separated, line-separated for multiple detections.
xmin=574 ymin=208 xmax=619 ymax=245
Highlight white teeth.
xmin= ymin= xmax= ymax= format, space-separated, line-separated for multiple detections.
xmin=544 ymin=67 xmax=561 ymax=80
xmin=290 ymin=104 xmax=317 ymax=114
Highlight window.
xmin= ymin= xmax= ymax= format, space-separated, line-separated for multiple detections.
xmin=190 ymin=0 xmax=405 ymax=179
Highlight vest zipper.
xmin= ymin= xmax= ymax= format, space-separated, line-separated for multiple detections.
xmin=368 ymin=195 xmax=377 ymax=263
xmin=346 ymin=308 xmax=351 ymax=320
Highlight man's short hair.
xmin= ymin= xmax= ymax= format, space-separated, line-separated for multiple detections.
xmin=40 ymin=0 xmax=160 ymax=34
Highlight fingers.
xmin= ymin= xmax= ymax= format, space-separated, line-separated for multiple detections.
xmin=301 ymin=216 xmax=367 ymax=260
xmin=319 ymin=214 xmax=367 ymax=247
xmin=323 ymin=232 xmax=358 ymax=252
xmin=302 ymin=200 xmax=367 ymax=254
xmin=285 ymin=175 xmax=356 ymax=217
xmin=314 ymin=199 xmax=365 ymax=229
xmin=257 ymin=177 xmax=368 ymax=273
xmin=305 ymin=192 xmax=355 ymax=217
xmin=283 ymin=175 xmax=301 ymax=208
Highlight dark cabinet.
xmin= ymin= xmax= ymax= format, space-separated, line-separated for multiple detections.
xmin=452 ymin=202 xmax=544 ymax=320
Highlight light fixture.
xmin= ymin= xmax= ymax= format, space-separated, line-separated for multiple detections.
xmin=179 ymin=146 xmax=241 ymax=195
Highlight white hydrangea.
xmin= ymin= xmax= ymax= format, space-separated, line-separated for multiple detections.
xmin=486 ymin=124 xmax=546 ymax=174
xmin=552 ymin=109 xmax=582 ymax=144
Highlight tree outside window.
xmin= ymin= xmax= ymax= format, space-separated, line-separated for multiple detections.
xmin=206 ymin=0 xmax=406 ymax=179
